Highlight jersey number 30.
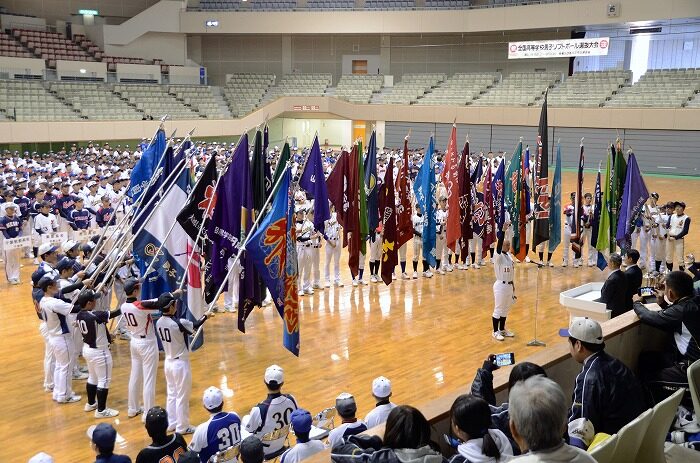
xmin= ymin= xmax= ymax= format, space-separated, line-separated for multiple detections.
xmin=216 ymin=424 xmax=241 ymax=450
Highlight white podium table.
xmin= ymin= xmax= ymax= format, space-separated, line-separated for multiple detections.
xmin=559 ymin=282 xmax=611 ymax=323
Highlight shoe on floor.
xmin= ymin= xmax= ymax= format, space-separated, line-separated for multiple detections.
xmin=44 ymin=386 xmax=54 ymax=393
xmin=501 ymin=330 xmax=515 ymax=337
xmin=95 ymin=408 xmax=119 ymax=418
xmin=58 ymin=394 xmax=82 ymax=404
xmin=493 ymin=331 xmax=505 ymax=341
xmin=73 ymin=372 xmax=89 ymax=380
xmin=548 ymin=262 xmax=554 ymax=267
xmin=352 ymin=279 xmax=359 ymax=287
xmin=179 ymin=426 xmax=196 ymax=435
xmin=335 ymin=280 xmax=344 ymax=287
xmin=525 ymin=256 xmax=531 ymax=263
xmin=304 ymin=288 xmax=314 ymax=295
xmin=312 ymin=283 xmax=322 ymax=289
xmin=437 ymin=269 xmax=445 ymax=275
xmin=325 ymin=281 xmax=331 ymax=288
xmin=423 ymin=271 xmax=433 ymax=278
xmin=84 ymin=402 xmax=97 ymax=412
xmin=128 ymin=407 xmax=144 ymax=418
xmin=167 ymin=424 xmax=176 ymax=433
xmin=392 ymin=273 xmax=397 ymax=280
xmin=401 ymin=272 xmax=410 ymax=280
xmin=412 ymin=271 xmax=418 ymax=279
xmin=298 ymin=289 xmax=305 ymax=296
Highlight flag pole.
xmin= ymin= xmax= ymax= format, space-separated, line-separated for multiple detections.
xmin=145 ymin=115 xmax=168 ymax=150
xmin=189 ymin=161 xmax=291 ymax=348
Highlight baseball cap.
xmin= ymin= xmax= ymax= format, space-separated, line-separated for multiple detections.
xmin=650 ymin=192 xmax=659 ymax=200
xmin=290 ymin=408 xmax=312 ymax=434
xmin=568 ymin=417 xmax=595 ymax=449
xmin=372 ymin=376 xmax=392 ymax=398
xmin=56 ymin=257 xmax=75 ymax=272
xmin=240 ymin=436 xmax=265 ymax=463
xmin=560 ymin=317 xmax=604 ymax=344
xmin=123 ymin=277 xmax=140 ymax=294
xmin=38 ymin=243 xmax=58 ymax=256
xmin=203 ymin=386 xmax=224 ymax=411
xmin=76 ymin=289 xmax=99 ymax=307
xmin=61 ymin=240 xmax=80 ymax=253
xmin=336 ymin=392 xmax=357 ymax=416
xmin=37 ymin=275 xmax=58 ymax=291
xmin=145 ymin=406 xmax=169 ymax=436
xmin=264 ymin=364 xmax=284 ymax=385
xmin=177 ymin=451 xmax=200 ymax=463
xmin=157 ymin=292 xmax=178 ymax=311
xmin=31 ymin=269 xmax=43 ymax=286
xmin=87 ymin=422 xmax=117 ymax=451
xmin=28 ymin=452 xmax=54 ymax=463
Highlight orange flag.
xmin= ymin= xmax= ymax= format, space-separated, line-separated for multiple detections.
xmin=442 ymin=124 xmax=461 ymax=252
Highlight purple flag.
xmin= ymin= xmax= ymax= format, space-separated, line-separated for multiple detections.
xmin=299 ymin=135 xmax=330 ymax=234
xmin=616 ymin=153 xmax=649 ymax=251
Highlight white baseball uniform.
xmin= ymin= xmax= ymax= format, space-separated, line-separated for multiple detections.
xmin=324 ymin=213 xmax=342 ymax=284
xmin=156 ymin=315 xmax=194 ymax=433
xmin=245 ymin=393 xmax=299 ymax=458
xmin=667 ymin=213 xmax=691 ymax=267
xmin=492 ymin=244 xmax=515 ymax=319
xmin=41 ymin=295 xmax=77 ymax=402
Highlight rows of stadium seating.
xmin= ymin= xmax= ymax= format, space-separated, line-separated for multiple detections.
xmin=547 ymin=70 xmax=631 ymax=108
xmin=113 ymin=84 xmax=200 ymax=119
xmin=0 ymin=80 xmax=81 ymax=121
xmin=381 ymin=73 xmax=446 ymax=104
xmin=472 ymin=71 xmax=560 ymax=106
xmin=604 ymin=69 xmax=700 ymax=108
xmin=223 ymin=73 xmax=276 ymax=117
xmin=12 ymin=28 xmax=95 ymax=68
xmin=49 ymin=82 xmax=143 ymax=121
xmin=263 ymin=73 xmax=332 ymax=101
xmin=334 ymin=74 xmax=383 ymax=104
xmin=168 ymin=85 xmax=230 ymax=119
xmin=305 ymin=0 xmax=356 ymax=8
xmin=415 ymin=72 xmax=499 ymax=105
xmin=0 ymin=31 xmax=33 ymax=58
xmin=198 ymin=0 xmax=548 ymax=10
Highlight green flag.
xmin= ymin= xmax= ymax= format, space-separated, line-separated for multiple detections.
xmin=358 ymin=140 xmax=368 ymax=255
xmin=504 ymin=142 xmax=523 ymax=251
xmin=272 ymin=142 xmax=291 ymax=186
xmin=596 ymin=150 xmax=612 ymax=253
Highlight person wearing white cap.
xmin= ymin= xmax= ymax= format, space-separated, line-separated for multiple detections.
xmin=244 ymin=365 xmax=299 ymax=459
xmin=189 ymin=386 xmax=242 ymax=463
xmin=34 ymin=202 xmax=59 ymax=264
xmin=564 ymin=317 xmax=647 ymax=449
xmin=328 ymin=393 xmax=367 ymax=448
xmin=364 ymin=376 xmax=397 ymax=429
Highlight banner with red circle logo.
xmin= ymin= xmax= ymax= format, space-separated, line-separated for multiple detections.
xmin=508 ymin=37 xmax=610 ymax=59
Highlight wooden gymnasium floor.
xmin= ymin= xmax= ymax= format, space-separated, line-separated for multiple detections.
xmin=1 ymin=171 xmax=698 ymax=462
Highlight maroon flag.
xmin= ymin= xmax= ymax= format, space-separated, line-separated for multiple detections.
xmin=482 ymin=161 xmax=496 ymax=258
xmin=458 ymin=142 xmax=473 ymax=242
xmin=395 ymin=138 xmax=413 ymax=249
xmin=326 ymin=150 xmax=350 ymax=236
xmin=346 ymin=144 xmax=361 ymax=277
xmin=380 ymin=157 xmax=398 ymax=285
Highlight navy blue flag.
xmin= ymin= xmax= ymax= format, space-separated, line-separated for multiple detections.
xmin=591 ymin=167 xmax=602 ymax=249
xmin=471 ymin=157 xmax=485 ymax=238
xmin=492 ymin=160 xmax=506 ymax=237
xmin=616 ymin=152 xmax=649 ymax=251
xmin=299 ymin=134 xmax=331 ymax=234
xmin=413 ymin=136 xmax=437 ymax=268
xmin=263 ymin=125 xmax=272 ymax=197
xmin=364 ymin=130 xmax=380 ymax=234
xmin=129 ymin=128 xmax=166 ymax=202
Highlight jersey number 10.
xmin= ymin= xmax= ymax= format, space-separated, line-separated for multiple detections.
xmin=158 ymin=327 xmax=172 ymax=343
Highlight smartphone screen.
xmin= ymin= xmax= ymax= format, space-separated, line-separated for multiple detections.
xmin=495 ymin=352 xmax=515 ymax=367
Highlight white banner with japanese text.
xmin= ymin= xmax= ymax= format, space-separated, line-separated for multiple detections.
xmin=508 ymin=37 xmax=610 ymax=59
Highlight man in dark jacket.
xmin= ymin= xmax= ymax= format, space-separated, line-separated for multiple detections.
xmin=565 ymin=317 xmax=647 ymax=449
xmin=634 ymin=271 xmax=700 ymax=404
xmin=624 ymin=249 xmax=643 ymax=313
xmin=596 ymin=253 xmax=627 ymax=318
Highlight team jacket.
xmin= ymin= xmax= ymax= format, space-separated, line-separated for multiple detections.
xmin=634 ymin=296 xmax=700 ymax=362
xmin=568 ymin=351 xmax=647 ymax=436
xmin=55 ymin=194 xmax=75 ymax=219
xmin=13 ymin=196 xmax=30 ymax=221
xmin=69 ymin=208 xmax=91 ymax=230
xmin=0 ymin=215 xmax=22 ymax=238
xmin=95 ymin=206 xmax=115 ymax=228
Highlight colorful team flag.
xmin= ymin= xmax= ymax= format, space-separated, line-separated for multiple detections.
xmin=326 ymin=150 xmax=350 ymax=235
xmin=413 ymin=136 xmax=437 ymax=268
xmin=616 ymin=152 xmax=649 ymax=251
xmin=347 ymin=144 xmax=362 ymax=276
xmin=570 ymin=144 xmax=585 ymax=256
xmin=128 ymin=128 xmax=166 ymax=203
xmin=247 ymin=166 xmax=300 ymax=356
xmin=177 ymin=156 xmax=218 ymax=242
xmin=471 ymin=156 xmax=485 ymax=238
xmin=395 ymin=137 xmax=413 ymax=249
xmin=458 ymin=142 xmax=473 ymax=242
xmin=610 ymin=143 xmax=627 ymax=252
xmin=379 ymin=157 xmax=398 ymax=285
xmin=548 ymin=143 xmax=562 ymax=253
xmin=492 ymin=159 xmax=506 ymax=237
xmin=442 ymin=124 xmax=461 ymax=252
xmin=252 ymin=128 xmax=269 ymax=214
xmin=482 ymin=161 xmax=496 ymax=258
xmin=299 ymin=134 xmax=331 ymax=234
xmin=505 ymin=142 xmax=523 ymax=253
xmin=364 ymin=131 xmax=379 ymax=236
xmin=533 ymin=91 xmax=550 ymax=246
xmin=273 ymin=142 xmax=291 ymax=186
xmin=595 ymin=150 xmax=612 ymax=255
xmin=358 ymin=140 xmax=368 ymax=255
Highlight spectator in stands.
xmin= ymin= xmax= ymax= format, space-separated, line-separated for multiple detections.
xmin=634 ymin=270 xmax=700 ymax=404
xmin=471 ymin=357 xmax=547 ymax=454
xmin=364 ymin=376 xmax=397 ymax=429
xmin=280 ymin=409 xmax=325 ymax=463
xmin=509 ymin=376 xmax=595 ymax=462
xmin=595 ymin=253 xmax=627 ymax=317
xmin=88 ymin=422 xmax=131 ymax=463
xmin=331 ymin=405 xmax=443 ymax=463
xmin=328 ymin=393 xmax=368 ymax=448
xmin=448 ymin=394 xmax=513 ymax=462
xmin=623 ymin=249 xmax=643 ymax=312
xmin=564 ymin=317 xmax=647 ymax=448
xmin=240 ymin=437 xmax=265 ymax=463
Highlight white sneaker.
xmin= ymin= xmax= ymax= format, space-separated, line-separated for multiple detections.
xmin=412 ymin=271 xmax=418 ymax=279
xmin=437 ymin=268 xmax=445 ymax=275
xmin=72 ymin=371 xmax=89 ymax=380
xmin=312 ymin=283 xmax=322 ymax=290
xmin=33 ymin=258 xmax=39 ymax=265
xmin=479 ymin=260 xmax=485 ymax=266
xmin=548 ymin=261 xmax=554 ymax=267
xmin=305 ymin=288 xmax=314 ymax=295
xmin=392 ymin=273 xmax=397 ymax=280
xmin=525 ymin=256 xmax=531 ymax=263
xmin=446 ymin=264 xmax=454 ymax=272
xmin=298 ymin=289 xmax=305 ymax=296
xmin=352 ymin=279 xmax=359 ymax=287
xmin=423 ymin=270 xmax=433 ymax=278
xmin=58 ymin=394 xmax=82 ymax=404
xmin=573 ymin=262 xmax=581 ymax=268
xmin=490 ymin=257 xmax=495 ymax=264
xmin=359 ymin=279 xmax=367 ymax=286
xmin=180 ymin=426 xmax=196 ymax=435
xmin=501 ymin=329 xmax=515 ymax=337
xmin=95 ymin=408 xmax=119 ymax=418
xmin=325 ymin=280 xmax=331 ymax=288
xmin=335 ymin=280 xmax=344 ymax=287
xmin=128 ymin=407 xmax=144 ymax=418
xmin=44 ymin=386 xmax=54 ymax=393
xmin=493 ymin=331 xmax=505 ymax=341
xmin=588 ymin=263 xmax=596 ymax=268
xmin=370 ymin=275 xmax=378 ymax=283
xmin=562 ymin=262 xmax=568 ymax=268
xmin=84 ymin=402 xmax=97 ymax=412
xmin=401 ymin=272 xmax=410 ymax=280
xmin=472 ymin=263 xmax=480 ymax=269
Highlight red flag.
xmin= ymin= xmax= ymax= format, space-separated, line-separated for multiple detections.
xmin=380 ymin=158 xmax=398 ymax=285
xmin=482 ymin=162 xmax=496 ymax=258
xmin=458 ymin=141 xmax=473 ymax=242
xmin=326 ymin=150 xmax=350 ymax=235
xmin=395 ymin=138 xmax=413 ymax=249
xmin=346 ymin=144 xmax=361 ymax=277
xmin=442 ymin=124 xmax=461 ymax=252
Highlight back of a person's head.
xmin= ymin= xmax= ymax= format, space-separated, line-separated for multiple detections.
xmin=509 ymin=376 xmax=567 ymax=452
xmin=666 ymin=271 xmax=694 ymax=299
xmin=627 ymin=249 xmax=640 ymax=263
xmin=240 ymin=436 xmax=265 ymax=463
xmin=508 ymin=362 xmax=546 ymax=390
xmin=382 ymin=405 xmax=432 ymax=450
xmin=450 ymin=395 xmax=500 ymax=459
